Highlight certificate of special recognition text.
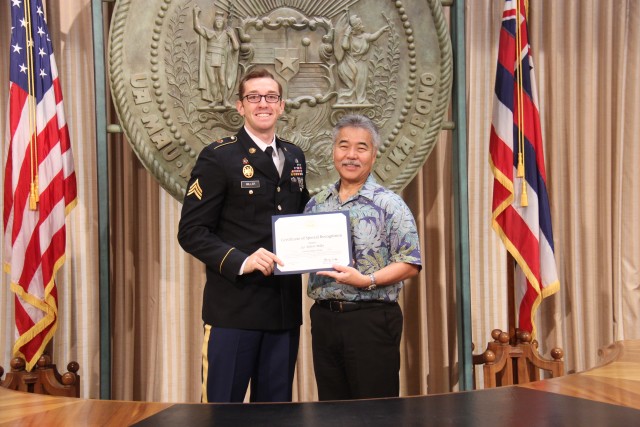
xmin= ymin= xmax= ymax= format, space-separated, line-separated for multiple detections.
xmin=272 ymin=211 xmax=353 ymax=275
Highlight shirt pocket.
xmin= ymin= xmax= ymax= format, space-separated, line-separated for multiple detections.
xmin=227 ymin=180 xmax=266 ymax=219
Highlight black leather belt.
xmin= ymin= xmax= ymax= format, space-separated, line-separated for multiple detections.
xmin=316 ymin=299 xmax=396 ymax=313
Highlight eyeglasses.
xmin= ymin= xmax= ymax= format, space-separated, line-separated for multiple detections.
xmin=241 ymin=94 xmax=282 ymax=103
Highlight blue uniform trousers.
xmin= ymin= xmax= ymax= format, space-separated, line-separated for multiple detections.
xmin=202 ymin=325 xmax=300 ymax=403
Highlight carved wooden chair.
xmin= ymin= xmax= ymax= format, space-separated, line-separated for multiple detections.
xmin=0 ymin=353 xmax=80 ymax=397
xmin=473 ymin=328 xmax=564 ymax=388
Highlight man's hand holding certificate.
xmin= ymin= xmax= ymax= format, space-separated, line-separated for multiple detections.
xmin=272 ymin=211 xmax=353 ymax=275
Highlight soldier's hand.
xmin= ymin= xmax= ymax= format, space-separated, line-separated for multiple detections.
xmin=244 ymin=248 xmax=283 ymax=276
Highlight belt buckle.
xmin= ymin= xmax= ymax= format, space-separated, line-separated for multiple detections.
xmin=328 ymin=300 xmax=343 ymax=312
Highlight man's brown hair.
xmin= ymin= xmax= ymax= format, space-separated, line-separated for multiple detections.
xmin=237 ymin=68 xmax=282 ymax=98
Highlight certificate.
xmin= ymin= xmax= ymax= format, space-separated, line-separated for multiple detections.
xmin=272 ymin=211 xmax=353 ymax=275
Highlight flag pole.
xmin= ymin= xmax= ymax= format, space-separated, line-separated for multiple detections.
xmin=507 ymin=253 xmax=516 ymax=345
xmin=508 ymin=0 xmax=526 ymax=345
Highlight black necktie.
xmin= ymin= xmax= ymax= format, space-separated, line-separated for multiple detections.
xmin=264 ymin=146 xmax=280 ymax=176
xmin=264 ymin=146 xmax=274 ymax=158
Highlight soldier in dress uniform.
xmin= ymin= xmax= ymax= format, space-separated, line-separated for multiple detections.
xmin=178 ymin=68 xmax=309 ymax=403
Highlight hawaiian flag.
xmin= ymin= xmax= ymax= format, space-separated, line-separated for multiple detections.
xmin=489 ymin=0 xmax=560 ymax=336
xmin=5 ymin=0 xmax=77 ymax=370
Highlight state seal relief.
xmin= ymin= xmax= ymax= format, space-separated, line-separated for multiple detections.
xmin=109 ymin=0 xmax=452 ymax=200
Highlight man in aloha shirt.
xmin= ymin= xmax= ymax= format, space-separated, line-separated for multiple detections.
xmin=305 ymin=114 xmax=422 ymax=401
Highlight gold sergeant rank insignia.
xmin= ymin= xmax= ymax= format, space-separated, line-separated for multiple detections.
xmin=187 ymin=178 xmax=203 ymax=200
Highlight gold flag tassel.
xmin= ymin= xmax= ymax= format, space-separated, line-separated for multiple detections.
xmin=521 ymin=178 xmax=529 ymax=207
xmin=517 ymin=152 xmax=525 ymax=177
xmin=30 ymin=183 xmax=38 ymax=210
xmin=34 ymin=174 xmax=40 ymax=203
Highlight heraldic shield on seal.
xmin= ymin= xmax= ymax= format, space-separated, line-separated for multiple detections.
xmin=108 ymin=0 xmax=453 ymax=201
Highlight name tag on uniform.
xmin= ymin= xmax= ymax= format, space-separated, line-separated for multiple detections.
xmin=241 ymin=180 xmax=261 ymax=189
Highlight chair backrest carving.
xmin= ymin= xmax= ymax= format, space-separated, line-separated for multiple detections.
xmin=472 ymin=329 xmax=564 ymax=388
xmin=0 ymin=353 xmax=80 ymax=398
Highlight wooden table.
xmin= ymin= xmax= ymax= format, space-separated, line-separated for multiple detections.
xmin=2 ymin=340 xmax=639 ymax=426
xmin=521 ymin=339 xmax=640 ymax=410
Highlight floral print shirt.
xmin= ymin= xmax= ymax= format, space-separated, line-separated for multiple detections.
xmin=305 ymin=175 xmax=422 ymax=302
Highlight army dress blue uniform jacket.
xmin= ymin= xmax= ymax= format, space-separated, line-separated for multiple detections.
xmin=178 ymin=127 xmax=309 ymax=330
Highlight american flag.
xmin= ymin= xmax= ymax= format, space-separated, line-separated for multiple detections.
xmin=489 ymin=0 xmax=559 ymax=336
xmin=4 ymin=0 xmax=77 ymax=370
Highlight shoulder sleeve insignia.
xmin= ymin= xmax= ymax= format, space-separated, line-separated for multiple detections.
xmin=187 ymin=178 xmax=203 ymax=200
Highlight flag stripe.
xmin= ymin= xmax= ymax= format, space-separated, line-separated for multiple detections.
xmin=523 ymin=143 xmax=555 ymax=249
